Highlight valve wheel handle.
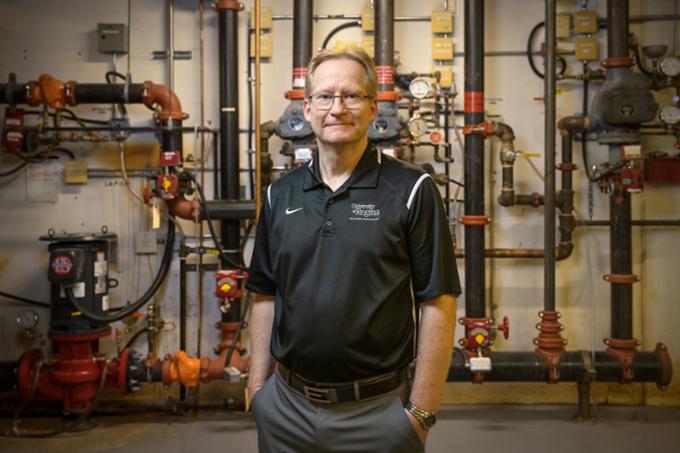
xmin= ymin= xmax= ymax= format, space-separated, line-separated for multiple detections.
xmin=498 ymin=316 xmax=510 ymax=339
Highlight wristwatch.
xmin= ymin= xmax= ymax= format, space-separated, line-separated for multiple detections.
xmin=405 ymin=401 xmax=437 ymax=430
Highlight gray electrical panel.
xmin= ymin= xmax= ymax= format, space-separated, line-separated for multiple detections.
xmin=97 ymin=23 xmax=128 ymax=54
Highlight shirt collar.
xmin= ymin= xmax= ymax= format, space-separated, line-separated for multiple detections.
xmin=302 ymin=143 xmax=382 ymax=191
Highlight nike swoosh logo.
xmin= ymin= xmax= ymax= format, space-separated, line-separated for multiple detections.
xmin=285 ymin=207 xmax=304 ymax=215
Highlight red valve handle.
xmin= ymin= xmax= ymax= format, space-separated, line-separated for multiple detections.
xmin=497 ymin=316 xmax=510 ymax=339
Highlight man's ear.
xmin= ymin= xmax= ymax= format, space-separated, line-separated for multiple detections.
xmin=303 ymin=98 xmax=311 ymax=121
xmin=369 ymin=98 xmax=378 ymax=119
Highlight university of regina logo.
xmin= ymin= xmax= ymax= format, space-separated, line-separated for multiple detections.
xmin=350 ymin=203 xmax=380 ymax=221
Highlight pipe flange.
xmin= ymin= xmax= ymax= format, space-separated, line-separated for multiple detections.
xmin=285 ymin=89 xmax=306 ymax=100
xmin=376 ymin=91 xmax=401 ymax=102
xmin=557 ymin=162 xmax=578 ymax=172
xmin=603 ymin=273 xmax=640 ymax=284
xmin=459 ymin=215 xmax=491 ymax=226
xmin=601 ymin=56 xmax=634 ymax=68
xmin=654 ymin=343 xmax=673 ymax=391
xmin=604 ymin=337 xmax=639 ymax=383
xmin=212 ymin=1 xmax=244 ymax=11
xmin=463 ymin=121 xmax=494 ymax=137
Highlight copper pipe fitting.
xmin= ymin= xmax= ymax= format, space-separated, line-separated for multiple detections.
xmin=603 ymin=273 xmax=640 ymax=284
xmin=162 ymin=351 xmax=202 ymax=387
xmin=142 ymin=81 xmax=188 ymax=120
xmin=533 ymin=311 xmax=567 ymax=384
xmin=459 ymin=215 xmax=491 ymax=226
xmin=212 ymin=1 xmax=244 ymax=11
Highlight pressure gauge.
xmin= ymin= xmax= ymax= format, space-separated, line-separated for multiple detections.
xmin=660 ymin=57 xmax=680 ymax=77
xmin=659 ymin=105 xmax=680 ymax=125
xmin=17 ymin=309 xmax=39 ymax=330
xmin=409 ymin=77 xmax=432 ymax=99
xmin=408 ymin=117 xmax=428 ymax=138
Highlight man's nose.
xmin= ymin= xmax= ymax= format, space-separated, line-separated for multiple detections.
xmin=329 ymin=96 xmax=348 ymax=114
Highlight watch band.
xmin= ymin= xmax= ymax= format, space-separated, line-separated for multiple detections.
xmin=405 ymin=401 xmax=437 ymax=429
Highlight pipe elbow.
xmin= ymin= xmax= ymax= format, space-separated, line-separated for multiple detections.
xmin=556 ymin=242 xmax=574 ymax=261
xmin=165 ymin=197 xmax=202 ymax=221
xmin=557 ymin=115 xmax=589 ymax=132
xmin=143 ymin=81 xmax=188 ymax=120
xmin=493 ymin=121 xmax=516 ymax=143
xmin=498 ymin=191 xmax=515 ymax=207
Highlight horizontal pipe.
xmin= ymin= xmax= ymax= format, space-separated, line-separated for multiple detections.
xmin=576 ymin=219 xmax=680 ymax=227
xmin=455 ymin=248 xmax=545 ymax=259
xmin=204 ymin=200 xmax=256 ymax=220
xmin=448 ymin=349 xmax=667 ymax=386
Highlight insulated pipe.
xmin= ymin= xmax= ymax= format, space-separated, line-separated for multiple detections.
xmin=610 ymin=190 xmax=634 ymax=339
xmin=215 ymin=1 xmax=244 ymax=323
xmin=375 ymin=0 xmax=395 ymax=93
xmin=293 ymin=0 xmax=313 ymax=71
xmin=463 ymin=0 xmax=486 ymax=318
xmin=447 ymin=349 xmax=670 ymax=388
xmin=557 ymin=131 xmax=575 ymax=259
xmin=544 ymin=0 xmax=557 ymax=313
xmin=608 ymin=0 xmax=629 ymax=59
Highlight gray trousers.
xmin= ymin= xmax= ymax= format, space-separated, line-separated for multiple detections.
xmin=251 ymin=371 xmax=425 ymax=453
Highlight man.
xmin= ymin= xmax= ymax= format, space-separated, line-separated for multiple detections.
xmin=246 ymin=47 xmax=460 ymax=453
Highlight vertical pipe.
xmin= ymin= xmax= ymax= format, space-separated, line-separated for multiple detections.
xmin=293 ymin=0 xmax=313 ymax=70
xmin=544 ymin=0 xmax=557 ymax=312
xmin=463 ymin=0 xmax=485 ymax=318
xmin=255 ymin=0 xmax=262 ymax=221
xmin=610 ymin=189 xmax=633 ymax=339
xmin=168 ymin=0 xmax=175 ymax=90
xmin=217 ymin=4 xmax=242 ymax=321
xmin=375 ymin=0 xmax=395 ymax=92
xmin=179 ymin=254 xmax=187 ymax=402
xmin=607 ymin=0 xmax=629 ymax=58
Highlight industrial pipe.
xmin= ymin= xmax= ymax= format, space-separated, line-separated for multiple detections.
xmin=544 ymin=0 xmax=557 ymax=313
xmin=463 ymin=0 xmax=486 ymax=318
xmin=215 ymin=1 xmax=244 ymax=322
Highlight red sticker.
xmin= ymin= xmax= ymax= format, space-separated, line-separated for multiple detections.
xmin=52 ymin=255 xmax=73 ymax=276
xmin=430 ymin=130 xmax=442 ymax=144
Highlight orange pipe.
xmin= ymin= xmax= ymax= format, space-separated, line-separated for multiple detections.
xmin=142 ymin=81 xmax=188 ymax=120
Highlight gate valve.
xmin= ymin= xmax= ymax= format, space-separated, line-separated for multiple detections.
xmin=156 ymin=174 xmax=179 ymax=200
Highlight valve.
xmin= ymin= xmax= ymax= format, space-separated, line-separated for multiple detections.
xmin=494 ymin=316 xmax=510 ymax=340
xmin=156 ymin=174 xmax=178 ymax=200
xmin=216 ymin=269 xmax=249 ymax=300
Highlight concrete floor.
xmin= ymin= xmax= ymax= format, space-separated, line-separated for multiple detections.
xmin=1 ymin=404 xmax=679 ymax=453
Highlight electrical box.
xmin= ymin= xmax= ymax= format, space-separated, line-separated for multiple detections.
xmin=97 ymin=23 xmax=128 ymax=54
xmin=575 ymin=37 xmax=599 ymax=61
xmin=64 ymin=160 xmax=88 ymax=184
xmin=556 ymin=13 xmax=571 ymax=38
xmin=432 ymin=65 xmax=453 ymax=88
xmin=645 ymin=157 xmax=680 ymax=183
xmin=362 ymin=35 xmax=375 ymax=58
xmin=135 ymin=231 xmax=158 ymax=255
xmin=431 ymin=10 xmax=454 ymax=34
xmin=249 ymin=33 xmax=273 ymax=58
xmin=574 ymin=10 xmax=598 ymax=34
xmin=432 ymin=37 xmax=454 ymax=61
xmin=249 ymin=6 xmax=273 ymax=30
xmin=361 ymin=6 xmax=375 ymax=32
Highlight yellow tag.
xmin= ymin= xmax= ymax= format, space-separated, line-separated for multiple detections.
xmin=475 ymin=334 xmax=485 ymax=345
xmin=152 ymin=203 xmax=160 ymax=230
xmin=64 ymin=160 xmax=88 ymax=184
xmin=519 ymin=151 xmax=541 ymax=158
xmin=71 ymin=311 xmax=82 ymax=317
xmin=221 ymin=283 xmax=232 ymax=292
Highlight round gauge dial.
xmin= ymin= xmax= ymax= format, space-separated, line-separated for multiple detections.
xmin=17 ymin=309 xmax=39 ymax=330
xmin=660 ymin=57 xmax=680 ymax=77
xmin=409 ymin=77 xmax=432 ymax=99
xmin=660 ymin=105 xmax=680 ymax=125
xmin=408 ymin=117 xmax=428 ymax=138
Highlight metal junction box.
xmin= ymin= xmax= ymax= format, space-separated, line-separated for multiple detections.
xmin=97 ymin=23 xmax=128 ymax=54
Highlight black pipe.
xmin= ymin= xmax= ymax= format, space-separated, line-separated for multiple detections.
xmin=544 ymin=0 xmax=557 ymax=313
xmin=73 ymin=84 xmax=145 ymax=103
xmin=293 ymin=0 xmax=313 ymax=69
xmin=375 ymin=0 xmax=394 ymax=93
xmin=463 ymin=0 xmax=485 ymax=318
xmin=203 ymin=200 xmax=256 ymax=220
xmin=447 ymin=349 xmax=667 ymax=385
xmin=217 ymin=5 xmax=242 ymax=323
xmin=608 ymin=0 xmax=629 ymax=59
xmin=558 ymin=131 xmax=574 ymax=259
xmin=179 ymin=253 xmax=187 ymax=402
xmin=576 ymin=219 xmax=680 ymax=227
xmin=610 ymin=189 xmax=634 ymax=339
xmin=0 ymin=361 xmax=18 ymax=392
xmin=160 ymin=119 xmax=183 ymax=160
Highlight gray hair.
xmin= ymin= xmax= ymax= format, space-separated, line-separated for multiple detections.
xmin=304 ymin=47 xmax=378 ymax=99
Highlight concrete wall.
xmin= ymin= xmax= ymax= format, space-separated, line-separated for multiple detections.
xmin=0 ymin=0 xmax=678 ymax=406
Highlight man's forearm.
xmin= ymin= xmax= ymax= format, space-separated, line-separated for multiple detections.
xmin=248 ymin=297 xmax=276 ymax=393
xmin=408 ymin=294 xmax=457 ymax=412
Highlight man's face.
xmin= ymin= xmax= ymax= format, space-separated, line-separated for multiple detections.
xmin=303 ymin=58 xmax=377 ymax=148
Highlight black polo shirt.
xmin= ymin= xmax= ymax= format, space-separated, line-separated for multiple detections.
xmin=246 ymin=144 xmax=461 ymax=382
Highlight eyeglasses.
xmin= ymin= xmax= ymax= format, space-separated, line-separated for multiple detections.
xmin=308 ymin=92 xmax=373 ymax=110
